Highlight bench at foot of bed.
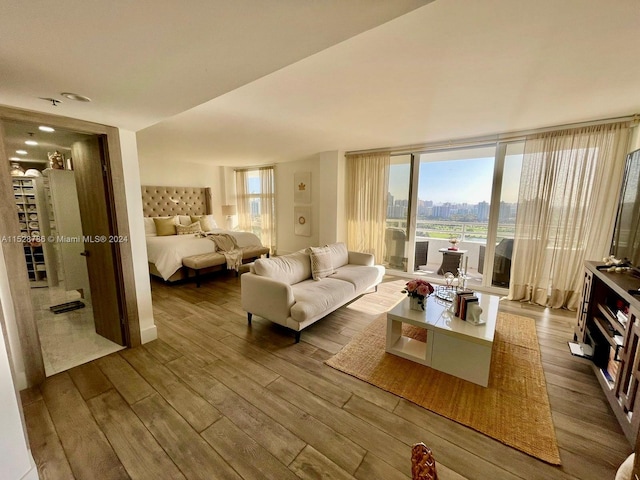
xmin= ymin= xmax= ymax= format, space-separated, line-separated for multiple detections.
xmin=182 ymin=247 xmax=270 ymax=287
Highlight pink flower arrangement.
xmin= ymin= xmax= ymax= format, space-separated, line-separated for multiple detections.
xmin=402 ymin=279 xmax=435 ymax=302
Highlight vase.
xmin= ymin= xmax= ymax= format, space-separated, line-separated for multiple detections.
xmin=409 ymin=296 xmax=424 ymax=311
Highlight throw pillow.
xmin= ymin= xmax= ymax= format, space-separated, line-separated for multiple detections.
xmin=143 ymin=217 xmax=156 ymax=236
xmin=190 ymin=214 xmax=217 ymax=231
xmin=309 ymin=246 xmax=335 ymax=280
xmin=178 ymin=215 xmax=193 ymax=226
xmin=176 ymin=221 xmax=202 ymax=235
xmin=153 ymin=216 xmax=178 ymax=236
xmin=325 ymin=242 xmax=349 ymax=268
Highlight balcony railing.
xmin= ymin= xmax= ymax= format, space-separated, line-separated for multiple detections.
xmin=385 ymin=219 xmax=516 ymax=243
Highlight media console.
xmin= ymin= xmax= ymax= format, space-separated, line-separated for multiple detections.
xmin=576 ymin=261 xmax=640 ymax=444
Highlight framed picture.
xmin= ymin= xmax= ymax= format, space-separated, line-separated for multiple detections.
xmin=294 ymin=172 xmax=311 ymax=204
xmin=294 ymin=206 xmax=311 ymax=236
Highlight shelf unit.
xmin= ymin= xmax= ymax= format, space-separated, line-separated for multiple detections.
xmin=12 ymin=176 xmax=57 ymax=287
xmin=576 ymin=261 xmax=640 ymax=444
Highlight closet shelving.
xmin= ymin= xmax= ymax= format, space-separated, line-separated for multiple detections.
xmin=12 ymin=176 xmax=57 ymax=287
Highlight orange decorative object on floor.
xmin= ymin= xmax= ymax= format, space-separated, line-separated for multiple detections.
xmin=411 ymin=443 xmax=438 ymax=480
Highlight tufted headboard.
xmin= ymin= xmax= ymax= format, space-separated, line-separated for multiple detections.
xmin=141 ymin=186 xmax=212 ymax=217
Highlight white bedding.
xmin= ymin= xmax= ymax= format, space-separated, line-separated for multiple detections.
xmin=146 ymin=229 xmax=263 ymax=280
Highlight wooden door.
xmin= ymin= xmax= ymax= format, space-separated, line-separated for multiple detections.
xmin=48 ymin=170 xmax=91 ymax=300
xmin=71 ymin=137 xmax=125 ymax=345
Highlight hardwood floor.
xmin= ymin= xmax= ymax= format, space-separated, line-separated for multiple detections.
xmin=21 ymin=273 xmax=631 ymax=479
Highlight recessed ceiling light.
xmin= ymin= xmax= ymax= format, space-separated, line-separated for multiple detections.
xmin=25 ymin=140 xmax=38 ymax=146
xmin=9 ymin=157 xmax=20 ymax=161
xmin=39 ymin=126 xmax=55 ymax=132
xmin=61 ymin=92 xmax=91 ymax=102
xmin=16 ymin=150 xmax=28 ymax=155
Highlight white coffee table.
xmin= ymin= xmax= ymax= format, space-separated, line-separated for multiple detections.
xmin=385 ymin=293 xmax=500 ymax=387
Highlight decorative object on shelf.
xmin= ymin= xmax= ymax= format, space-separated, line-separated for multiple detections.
xmin=48 ymin=150 xmax=65 ymax=170
xmin=402 ymin=279 xmax=435 ymax=311
xmin=294 ymin=171 xmax=311 ymax=204
xmin=10 ymin=162 xmax=25 ymax=176
xmin=596 ymin=255 xmax=632 ymax=273
xmin=436 ymin=284 xmax=456 ymax=302
xmin=448 ymin=236 xmax=459 ymax=251
xmin=456 ymin=267 xmax=468 ymax=291
xmin=444 ymin=271 xmax=455 ymax=287
xmin=24 ymin=168 xmax=42 ymax=177
xmin=467 ymin=302 xmax=483 ymax=324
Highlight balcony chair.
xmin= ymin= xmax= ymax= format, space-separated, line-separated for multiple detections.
xmin=478 ymin=238 xmax=514 ymax=287
xmin=385 ymin=228 xmax=406 ymax=269
xmin=414 ymin=241 xmax=429 ymax=271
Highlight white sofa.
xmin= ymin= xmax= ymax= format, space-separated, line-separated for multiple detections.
xmin=241 ymin=242 xmax=385 ymax=342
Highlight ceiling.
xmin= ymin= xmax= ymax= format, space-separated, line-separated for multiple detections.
xmin=3 ymin=0 xmax=640 ymax=168
xmin=4 ymin=120 xmax=90 ymax=167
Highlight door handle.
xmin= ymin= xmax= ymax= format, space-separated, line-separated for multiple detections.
xmin=80 ymin=251 xmax=90 ymax=257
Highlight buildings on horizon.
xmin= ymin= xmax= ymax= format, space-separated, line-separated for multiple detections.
xmin=387 ymin=193 xmax=517 ymax=223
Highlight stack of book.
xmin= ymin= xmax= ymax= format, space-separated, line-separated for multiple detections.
xmin=454 ymin=292 xmax=478 ymax=321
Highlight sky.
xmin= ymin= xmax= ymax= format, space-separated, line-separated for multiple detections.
xmin=388 ymin=155 xmax=522 ymax=204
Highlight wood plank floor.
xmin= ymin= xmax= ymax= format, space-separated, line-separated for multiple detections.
xmin=21 ymin=273 xmax=632 ymax=479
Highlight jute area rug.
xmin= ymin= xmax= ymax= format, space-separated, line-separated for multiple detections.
xmin=325 ymin=311 xmax=561 ymax=465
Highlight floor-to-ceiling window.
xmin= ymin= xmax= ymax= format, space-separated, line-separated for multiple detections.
xmin=235 ymin=166 xmax=276 ymax=251
xmin=385 ymin=155 xmax=411 ymax=270
xmin=383 ymin=142 xmax=524 ymax=290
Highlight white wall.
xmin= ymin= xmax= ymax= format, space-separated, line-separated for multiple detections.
xmin=0 ymin=245 xmax=27 ymax=389
xmin=317 ymin=151 xmax=346 ymax=246
xmin=119 ymin=130 xmax=156 ymax=343
xmin=217 ymin=152 xmax=345 ymax=255
xmin=138 ymin=157 xmax=227 ymax=227
xmin=275 ymin=156 xmax=320 ymax=254
xmin=0 ymin=305 xmax=38 ymax=480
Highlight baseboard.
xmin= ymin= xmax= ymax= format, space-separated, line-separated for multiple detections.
xmin=140 ymin=324 xmax=158 ymax=344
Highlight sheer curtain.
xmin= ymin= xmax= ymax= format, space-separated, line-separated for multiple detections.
xmin=508 ymin=123 xmax=630 ymax=310
xmin=258 ymin=166 xmax=276 ymax=252
xmin=345 ymin=152 xmax=390 ymax=262
xmin=235 ymin=167 xmax=276 ymax=253
xmin=235 ymin=169 xmax=252 ymax=232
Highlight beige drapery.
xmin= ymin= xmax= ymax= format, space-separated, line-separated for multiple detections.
xmin=345 ymin=152 xmax=390 ymax=262
xmin=508 ymin=123 xmax=630 ymax=310
xmin=235 ymin=166 xmax=276 ymax=253
xmin=235 ymin=169 xmax=252 ymax=232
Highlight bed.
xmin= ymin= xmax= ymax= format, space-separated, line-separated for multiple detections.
xmin=141 ymin=186 xmax=268 ymax=282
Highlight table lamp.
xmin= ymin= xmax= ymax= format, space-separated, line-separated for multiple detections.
xmin=222 ymin=204 xmax=237 ymax=230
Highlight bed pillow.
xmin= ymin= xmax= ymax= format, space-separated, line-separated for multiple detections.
xmin=143 ymin=217 xmax=156 ymax=236
xmin=153 ymin=216 xmax=178 ymax=236
xmin=190 ymin=214 xmax=217 ymax=231
xmin=308 ymin=246 xmax=335 ymax=280
xmin=176 ymin=221 xmax=202 ymax=235
xmin=178 ymin=215 xmax=193 ymax=226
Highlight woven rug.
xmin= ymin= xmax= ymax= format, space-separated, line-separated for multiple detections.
xmin=325 ymin=312 xmax=561 ymax=464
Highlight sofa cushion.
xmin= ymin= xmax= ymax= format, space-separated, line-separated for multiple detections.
xmin=253 ymin=251 xmax=311 ymax=285
xmin=331 ymin=264 xmax=384 ymax=293
xmin=309 ymin=246 xmax=335 ymax=280
xmin=326 ymin=242 xmax=349 ymax=268
xmin=290 ymin=278 xmax=356 ymax=323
